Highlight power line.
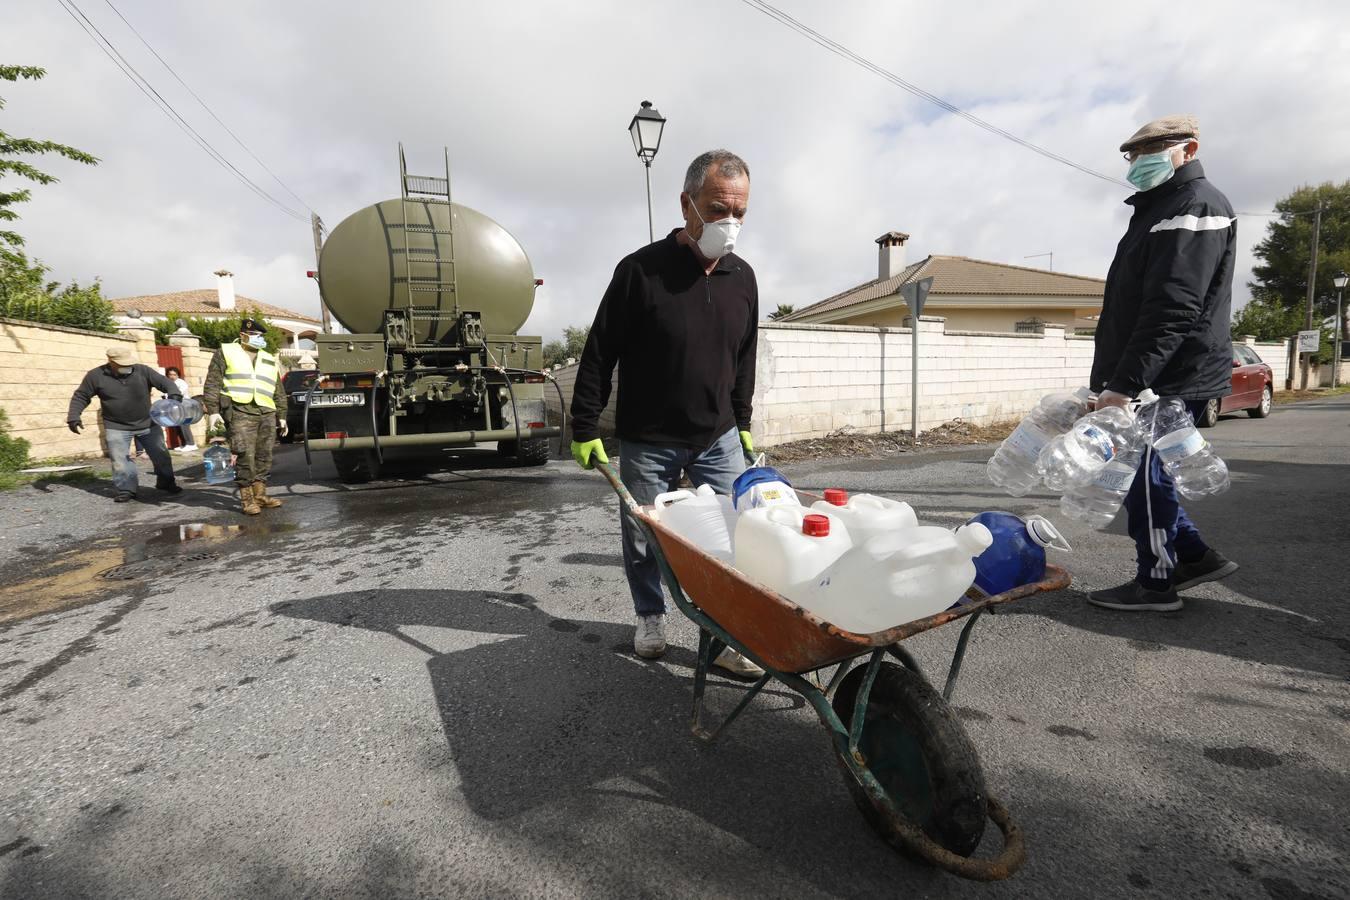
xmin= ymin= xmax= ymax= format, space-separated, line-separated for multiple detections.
xmin=54 ymin=0 xmax=307 ymax=221
xmin=737 ymin=0 xmax=1131 ymax=188
xmin=100 ymin=0 xmax=315 ymax=217
xmin=737 ymin=0 xmax=1324 ymax=220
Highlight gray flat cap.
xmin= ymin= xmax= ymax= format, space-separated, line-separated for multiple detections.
xmin=1119 ymin=114 xmax=1199 ymax=152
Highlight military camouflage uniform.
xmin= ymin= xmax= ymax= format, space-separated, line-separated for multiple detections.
xmin=202 ymin=347 xmax=288 ymax=488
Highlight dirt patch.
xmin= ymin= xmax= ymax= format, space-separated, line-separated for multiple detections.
xmin=762 ymin=419 xmax=1015 ymax=464
xmin=1273 ymin=385 xmax=1350 ymax=406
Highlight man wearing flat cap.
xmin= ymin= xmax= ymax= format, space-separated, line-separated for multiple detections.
xmin=1088 ymin=114 xmax=1239 ymax=612
xmin=67 ymin=346 xmax=184 ymax=502
xmin=203 ymin=317 xmax=288 ymax=516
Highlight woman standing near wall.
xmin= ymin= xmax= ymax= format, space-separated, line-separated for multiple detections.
xmin=165 ymin=366 xmax=198 ymax=452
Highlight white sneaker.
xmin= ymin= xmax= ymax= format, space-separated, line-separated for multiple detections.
xmin=181 ymin=444 xmax=199 ymax=452
xmin=714 ymin=647 xmax=765 ymax=680
xmin=634 ymin=615 xmax=667 ymax=659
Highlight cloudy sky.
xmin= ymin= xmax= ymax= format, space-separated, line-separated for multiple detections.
xmin=3 ymin=0 xmax=1348 ymax=340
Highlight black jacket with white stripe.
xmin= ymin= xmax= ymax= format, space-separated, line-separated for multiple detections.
xmin=1091 ymin=160 xmax=1236 ymax=401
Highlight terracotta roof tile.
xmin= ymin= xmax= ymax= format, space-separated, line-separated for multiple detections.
xmin=110 ymin=290 xmax=321 ymax=325
xmin=781 ymin=255 xmax=1104 ymax=322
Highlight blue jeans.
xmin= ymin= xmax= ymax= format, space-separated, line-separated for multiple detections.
xmin=1123 ymin=399 xmax=1211 ymax=589
xmin=106 ymin=426 xmax=175 ymax=494
xmin=619 ymin=427 xmax=747 ymax=617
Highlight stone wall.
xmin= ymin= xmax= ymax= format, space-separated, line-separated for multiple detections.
xmin=0 ymin=318 xmax=215 ymax=461
xmin=541 ymin=321 xmax=1293 ymax=447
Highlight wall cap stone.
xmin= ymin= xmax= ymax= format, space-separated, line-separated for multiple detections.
xmin=1 ymin=317 xmax=136 ymax=341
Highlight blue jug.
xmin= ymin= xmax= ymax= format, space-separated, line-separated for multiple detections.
xmin=203 ymin=442 xmax=235 ymax=485
xmin=964 ymin=512 xmax=1070 ymax=600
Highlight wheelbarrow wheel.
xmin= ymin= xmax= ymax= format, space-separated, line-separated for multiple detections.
xmin=832 ymin=661 xmax=988 ymax=858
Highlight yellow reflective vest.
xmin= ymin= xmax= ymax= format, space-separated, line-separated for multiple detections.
xmin=221 ymin=342 xmax=279 ymax=410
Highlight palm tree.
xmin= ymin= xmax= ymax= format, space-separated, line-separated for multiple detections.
xmin=768 ymin=303 xmax=795 ymax=321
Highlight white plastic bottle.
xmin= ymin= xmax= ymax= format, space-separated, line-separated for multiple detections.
xmin=1146 ymin=398 xmax=1231 ymax=499
xmin=733 ymin=507 xmax=852 ymax=606
xmin=810 ymin=523 xmax=994 ymax=632
xmin=809 ymin=489 xmax=918 ymax=544
xmin=987 ymin=388 xmax=1095 ymax=496
xmin=652 ymin=484 xmax=738 ymax=562
xmin=1036 ymin=405 xmax=1139 ymax=493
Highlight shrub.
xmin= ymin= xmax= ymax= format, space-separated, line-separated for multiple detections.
xmin=0 ymin=250 xmax=116 ymax=333
xmin=0 ymin=407 xmax=31 ymax=473
xmin=153 ymin=309 xmax=286 ymax=353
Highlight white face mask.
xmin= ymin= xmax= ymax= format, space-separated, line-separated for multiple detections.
xmin=245 ymin=333 xmax=267 ymax=350
xmin=688 ymin=198 xmax=742 ymax=260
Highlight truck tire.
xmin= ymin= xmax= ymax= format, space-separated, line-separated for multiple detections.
xmin=496 ymin=439 xmax=518 ymax=458
xmin=515 ymin=437 xmax=550 ymax=466
xmin=832 ymin=661 xmax=988 ymax=858
xmin=333 ymin=449 xmax=381 ymax=484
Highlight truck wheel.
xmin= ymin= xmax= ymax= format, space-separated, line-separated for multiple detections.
xmin=333 ymin=449 xmax=381 ymax=484
xmin=832 ymin=661 xmax=988 ymax=858
xmin=516 ymin=437 xmax=550 ymax=466
xmin=496 ymin=440 xmax=518 ymax=458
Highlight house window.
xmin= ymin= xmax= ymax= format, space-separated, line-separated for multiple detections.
xmin=1015 ymin=316 xmax=1047 ymax=334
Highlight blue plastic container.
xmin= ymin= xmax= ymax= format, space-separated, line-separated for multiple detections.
xmin=203 ymin=443 xmax=236 ymax=485
xmin=731 ymin=465 xmax=797 ymax=511
xmin=964 ymin=512 xmax=1070 ymax=600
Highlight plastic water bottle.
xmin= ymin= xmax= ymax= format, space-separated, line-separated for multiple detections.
xmin=1036 ymin=405 xmax=1138 ymax=492
xmin=809 ymin=489 xmax=918 ymax=544
xmin=203 ymin=442 xmax=235 ymax=485
xmin=734 ymin=507 xmax=852 ymax=607
xmin=1146 ymin=398 xmax=1230 ymax=499
xmin=150 ymin=396 xmax=203 ymax=427
xmin=964 ymin=512 xmax=1070 ymax=600
xmin=1059 ymin=434 xmax=1145 ymax=528
xmin=732 ymin=464 xmax=800 ymax=511
xmin=652 ymin=484 xmax=738 ymax=562
xmin=987 ymin=388 xmax=1095 ymax=496
xmin=810 ymin=523 xmax=994 ymax=632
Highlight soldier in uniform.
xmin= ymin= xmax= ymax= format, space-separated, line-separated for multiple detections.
xmin=203 ymin=317 xmax=289 ymax=515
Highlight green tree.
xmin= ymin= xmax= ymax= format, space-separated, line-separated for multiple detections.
xmin=1 ymin=65 xmax=99 ymax=253
xmin=1248 ymin=181 xmax=1350 ymax=363
xmin=0 ymin=249 xmax=115 ymax=332
xmin=768 ymin=303 xmax=795 ymax=320
xmin=542 ymin=324 xmax=589 ymax=367
xmin=1231 ymin=292 xmax=1303 ymax=343
xmin=152 ymin=310 xmax=287 ymax=353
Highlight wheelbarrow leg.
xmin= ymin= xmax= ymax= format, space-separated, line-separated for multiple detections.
xmin=942 ymin=609 xmax=983 ymax=702
xmin=691 ymin=627 xmax=724 ymax=740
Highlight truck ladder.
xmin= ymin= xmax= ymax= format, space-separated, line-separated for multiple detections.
xmin=395 ymin=145 xmax=460 ymax=335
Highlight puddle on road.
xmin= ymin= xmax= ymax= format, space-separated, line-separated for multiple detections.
xmin=0 ymin=521 xmax=300 ymax=626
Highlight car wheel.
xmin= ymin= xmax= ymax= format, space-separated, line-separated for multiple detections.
xmin=1197 ymin=398 xmax=1219 ymax=428
xmin=1248 ymin=385 xmax=1272 ymax=418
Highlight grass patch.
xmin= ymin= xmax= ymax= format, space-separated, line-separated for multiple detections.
xmin=1274 ymin=384 xmax=1350 ymax=405
xmin=0 ymin=459 xmax=111 ymax=492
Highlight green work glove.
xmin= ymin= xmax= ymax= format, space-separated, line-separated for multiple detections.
xmin=739 ymin=430 xmax=754 ymax=453
xmin=571 ymin=439 xmax=609 ymax=470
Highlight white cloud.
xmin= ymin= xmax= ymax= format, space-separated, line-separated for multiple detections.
xmin=3 ymin=0 xmax=1347 ymax=342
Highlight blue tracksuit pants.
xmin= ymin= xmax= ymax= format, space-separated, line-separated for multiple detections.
xmin=1123 ymin=398 xmax=1212 ymax=590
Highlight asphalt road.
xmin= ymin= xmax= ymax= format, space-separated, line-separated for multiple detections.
xmin=1 ymin=396 xmax=1346 ymax=899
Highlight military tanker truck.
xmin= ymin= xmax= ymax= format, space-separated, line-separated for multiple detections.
xmin=305 ymin=146 xmax=560 ymax=483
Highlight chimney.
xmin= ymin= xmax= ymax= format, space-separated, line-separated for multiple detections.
xmin=875 ymin=231 xmax=910 ymax=281
xmin=214 ymin=269 xmax=236 ymax=311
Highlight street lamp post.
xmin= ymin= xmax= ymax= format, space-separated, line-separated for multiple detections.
xmin=1334 ymin=270 xmax=1348 ymax=389
xmin=628 ymin=100 xmax=666 ymax=243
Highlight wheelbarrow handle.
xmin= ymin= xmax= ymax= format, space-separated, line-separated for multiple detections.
xmin=596 ymin=460 xmax=639 ymax=513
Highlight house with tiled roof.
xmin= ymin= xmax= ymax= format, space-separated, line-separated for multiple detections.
xmin=779 ymin=232 xmax=1104 ymax=333
xmin=111 ymin=270 xmax=324 ymax=351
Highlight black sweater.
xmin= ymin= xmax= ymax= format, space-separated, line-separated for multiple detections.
xmin=68 ymin=363 xmax=179 ymax=431
xmin=571 ymin=230 xmax=758 ymax=449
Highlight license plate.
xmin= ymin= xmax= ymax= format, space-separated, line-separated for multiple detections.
xmin=309 ymin=393 xmax=365 ymax=408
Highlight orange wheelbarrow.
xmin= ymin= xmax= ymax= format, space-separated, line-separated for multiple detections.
xmin=598 ymin=461 xmax=1071 ymax=881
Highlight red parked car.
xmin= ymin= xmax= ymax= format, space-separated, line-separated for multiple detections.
xmin=1197 ymin=342 xmax=1273 ymax=427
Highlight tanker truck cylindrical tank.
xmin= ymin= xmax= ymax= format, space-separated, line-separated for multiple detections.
xmin=317 ymin=199 xmax=536 ymax=339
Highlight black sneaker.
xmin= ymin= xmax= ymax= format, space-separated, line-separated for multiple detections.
xmin=114 ymin=491 xmax=136 ymax=503
xmin=1173 ymin=549 xmax=1238 ymax=591
xmin=1087 ymin=581 xmax=1182 ymax=612
xmin=156 ymin=479 xmax=183 ymax=495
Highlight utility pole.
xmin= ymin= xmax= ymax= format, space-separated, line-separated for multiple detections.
xmin=311 ymin=213 xmax=333 ymax=334
xmin=1301 ymin=200 xmax=1324 ymax=390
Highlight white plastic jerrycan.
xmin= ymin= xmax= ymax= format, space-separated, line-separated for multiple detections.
xmin=809 ymin=523 xmax=995 ymax=633
xmin=810 ymin=489 xmax=918 ymax=545
xmin=652 ymin=484 xmax=738 ymax=562
xmin=733 ymin=506 xmax=852 ymax=606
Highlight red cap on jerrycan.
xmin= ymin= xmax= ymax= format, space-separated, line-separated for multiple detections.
xmin=822 ymin=489 xmax=848 ymax=506
xmin=802 ymin=514 xmax=831 ymax=537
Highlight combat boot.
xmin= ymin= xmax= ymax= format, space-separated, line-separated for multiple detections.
xmin=254 ymin=481 xmax=283 ymax=509
xmin=240 ymin=483 xmax=261 ymax=516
